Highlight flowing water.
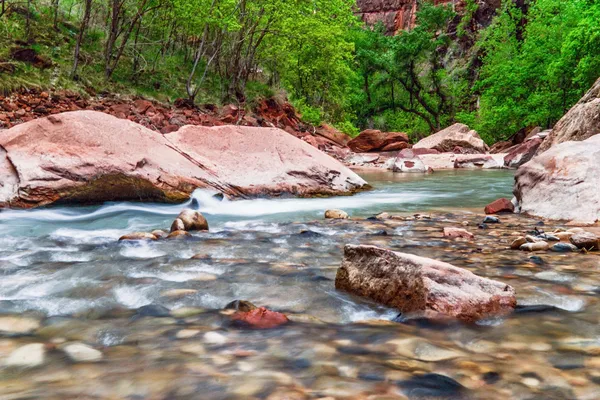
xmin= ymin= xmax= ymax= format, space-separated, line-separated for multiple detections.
xmin=0 ymin=170 xmax=599 ymax=399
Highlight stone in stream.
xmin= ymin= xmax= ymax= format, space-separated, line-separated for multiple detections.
xmin=443 ymin=227 xmax=474 ymax=240
xmin=151 ymin=229 xmax=168 ymax=239
xmin=167 ymin=230 xmax=192 ymax=239
xmin=552 ymin=243 xmax=579 ymax=253
xmin=413 ymin=123 xmax=488 ymax=153
xmin=484 ymin=198 xmax=515 ymax=215
xmin=335 ymin=245 xmax=516 ymax=322
xmin=230 ymin=307 xmax=289 ymax=329
xmin=324 ymin=209 xmax=349 ymax=219
xmin=0 ymin=316 xmax=40 ymax=335
xmin=61 ymin=342 xmax=103 ymax=362
xmin=4 ymin=343 xmax=46 ymax=368
xmin=224 ymin=300 xmax=257 ymax=313
xmin=170 ymin=209 xmax=208 ymax=232
xmin=483 ymin=216 xmax=500 ymax=224
xmin=118 ymin=232 xmax=157 ymax=241
xmin=570 ymin=232 xmax=599 ymax=250
xmin=520 ymin=242 xmax=549 ymax=252
xmin=510 ymin=237 xmax=527 ymax=250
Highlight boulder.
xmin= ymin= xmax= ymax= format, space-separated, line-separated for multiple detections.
xmin=0 ymin=111 xmax=367 ymax=208
xmin=119 ymin=232 xmax=158 ymax=241
xmin=413 ymin=124 xmax=488 ymax=154
xmin=324 ymin=209 xmax=349 ymax=219
xmin=514 ymin=135 xmax=600 ymax=223
xmin=484 ymin=198 xmax=515 ymax=215
xmin=391 ymin=150 xmax=432 ymax=173
xmin=453 ymin=154 xmax=502 ymax=169
xmin=171 ymin=209 xmax=209 ymax=232
xmin=348 ymin=129 xmax=409 ymax=153
xmin=335 ymin=245 xmax=516 ymax=322
xmin=570 ymin=232 xmax=599 ymax=250
xmin=539 ymin=77 xmax=600 ymax=152
xmin=504 ymin=137 xmax=543 ymax=168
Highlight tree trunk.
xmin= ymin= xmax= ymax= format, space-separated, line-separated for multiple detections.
xmin=71 ymin=0 xmax=92 ymax=78
xmin=53 ymin=0 xmax=59 ymax=31
xmin=1 ymin=0 xmax=6 ymax=18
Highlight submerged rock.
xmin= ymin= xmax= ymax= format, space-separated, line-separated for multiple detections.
xmin=0 ymin=316 xmax=40 ymax=335
xmin=224 ymin=300 xmax=257 ymax=313
xmin=514 ymin=134 xmax=600 ymax=223
xmin=167 ymin=230 xmax=192 ymax=239
xmin=443 ymin=227 xmax=474 ymax=240
xmin=324 ymin=209 xmax=349 ymax=219
xmin=171 ymin=209 xmax=209 ymax=232
xmin=5 ymin=343 xmax=46 ymax=368
xmin=551 ymin=243 xmax=579 ymax=253
xmin=62 ymin=342 xmax=103 ymax=362
xmin=231 ymin=307 xmax=289 ymax=329
xmin=335 ymin=245 xmax=516 ymax=322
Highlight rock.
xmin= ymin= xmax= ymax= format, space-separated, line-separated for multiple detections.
xmin=504 ymin=138 xmax=543 ymax=168
xmin=510 ymin=237 xmax=527 ymax=250
xmin=443 ymin=227 xmax=474 ymax=240
xmin=118 ymin=232 xmax=157 ymax=241
xmin=203 ymin=331 xmax=227 ymax=345
xmin=483 ymin=216 xmax=500 ymax=224
xmin=347 ymin=129 xmax=409 ymax=153
xmin=539 ymin=77 xmax=600 ymax=152
xmin=171 ymin=209 xmax=208 ymax=232
xmin=391 ymin=150 xmax=433 ymax=173
xmin=519 ymin=242 xmax=549 ymax=252
xmin=151 ymin=229 xmax=168 ymax=239
xmin=555 ymin=232 xmax=574 ymax=241
xmin=160 ymin=289 xmax=198 ymax=298
xmin=453 ymin=154 xmax=502 ymax=169
xmin=485 ymin=198 xmax=515 ymax=215
xmin=514 ymin=131 xmax=600 ymax=223
xmin=135 ymin=304 xmax=171 ymax=318
xmin=526 ymin=235 xmax=545 ymax=243
xmin=62 ymin=343 xmax=102 ymax=362
xmin=551 ymin=243 xmax=579 ymax=253
xmin=570 ymin=232 xmax=599 ymax=250
xmin=0 ymin=111 xmax=367 ymax=208
xmin=167 ymin=230 xmax=192 ymax=239
xmin=0 ymin=316 xmax=40 ymax=335
xmin=335 ymin=245 xmax=516 ymax=322
xmin=324 ymin=209 xmax=349 ymax=219
xmin=413 ymin=123 xmax=488 ymax=154
xmin=224 ymin=300 xmax=257 ymax=313
xmin=231 ymin=307 xmax=289 ymax=329
xmin=5 ymin=343 xmax=45 ymax=368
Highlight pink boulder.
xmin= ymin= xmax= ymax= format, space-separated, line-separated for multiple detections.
xmin=484 ymin=198 xmax=515 ymax=215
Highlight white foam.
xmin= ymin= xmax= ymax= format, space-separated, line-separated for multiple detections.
xmin=120 ymin=242 xmax=167 ymax=259
xmin=113 ymin=286 xmax=153 ymax=309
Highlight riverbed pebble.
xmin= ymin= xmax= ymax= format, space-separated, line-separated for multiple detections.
xmin=551 ymin=243 xmax=579 ymax=253
xmin=62 ymin=342 xmax=103 ymax=362
xmin=5 ymin=343 xmax=46 ymax=368
xmin=570 ymin=232 xmax=599 ymax=250
xmin=324 ymin=209 xmax=349 ymax=219
xmin=520 ymin=242 xmax=549 ymax=252
xmin=510 ymin=237 xmax=527 ymax=250
xmin=0 ymin=316 xmax=40 ymax=335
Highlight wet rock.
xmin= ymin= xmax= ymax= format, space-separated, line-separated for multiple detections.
xmin=529 ymin=256 xmax=545 ymax=265
xmin=514 ymin=134 xmax=600 ymax=223
xmin=190 ymin=253 xmax=212 ymax=260
xmin=510 ymin=237 xmax=527 ymax=250
xmin=167 ymin=230 xmax=192 ymax=239
xmin=335 ymin=245 xmax=516 ymax=322
xmin=118 ymin=232 xmax=157 ymax=241
xmin=5 ymin=343 xmax=46 ymax=368
xmin=555 ymin=232 xmax=574 ymax=241
xmin=151 ymin=229 xmax=168 ymax=239
xmin=520 ymin=242 xmax=549 ymax=252
xmin=135 ymin=304 xmax=171 ymax=318
xmin=551 ymin=243 xmax=579 ymax=253
xmin=483 ymin=216 xmax=500 ymax=224
xmin=62 ymin=342 xmax=102 ymax=362
xmin=0 ymin=316 xmax=40 ymax=335
xmin=388 ymin=338 xmax=464 ymax=362
xmin=484 ymin=198 xmax=515 ymax=215
xmin=170 ymin=307 xmax=206 ymax=318
xmin=570 ymin=232 xmax=599 ymax=250
xmin=171 ymin=209 xmax=208 ymax=232
xmin=526 ymin=235 xmax=545 ymax=243
xmin=203 ymin=331 xmax=227 ymax=345
xmin=224 ymin=300 xmax=257 ymax=313
xmin=443 ymin=227 xmax=474 ymax=240
xmin=160 ymin=289 xmax=197 ymax=299
xmin=478 ymin=223 xmax=488 ymax=230
xmin=231 ymin=307 xmax=289 ymax=329
xmin=399 ymin=373 xmax=467 ymax=399
xmin=324 ymin=209 xmax=349 ymax=219
xmin=413 ymin=123 xmax=488 ymax=154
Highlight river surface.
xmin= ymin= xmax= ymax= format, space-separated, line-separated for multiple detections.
xmin=0 ymin=170 xmax=599 ymax=399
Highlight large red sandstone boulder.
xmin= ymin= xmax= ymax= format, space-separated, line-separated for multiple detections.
xmin=504 ymin=137 xmax=543 ymax=168
xmin=484 ymin=198 xmax=514 ymax=215
xmin=0 ymin=111 xmax=367 ymax=208
xmin=413 ymin=123 xmax=488 ymax=154
xmin=539 ymin=77 xmax=600 ymax=152
xmin=348 ymin=129 xmax=409 ymax=153
xmin=335 ymin=245 xmax=516 ymax=322
xmin=514 ymin=135 xmax=600 ymax=223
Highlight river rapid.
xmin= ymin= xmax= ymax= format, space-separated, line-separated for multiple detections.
xmin=0 ymin=170 xmax=599 ymax=399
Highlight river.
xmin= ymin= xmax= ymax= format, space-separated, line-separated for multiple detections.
xmin=0 ymin=170 xmax=598 ymax=399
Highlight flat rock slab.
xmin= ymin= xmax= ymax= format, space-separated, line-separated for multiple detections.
xmin=335 ymin=245 xmax=516 ymax=322
xmin=0 ymin=111 xmax=367 ymax=208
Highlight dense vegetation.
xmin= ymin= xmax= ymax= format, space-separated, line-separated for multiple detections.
xmin=0 ymin=0 xmax=599 ymax=142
